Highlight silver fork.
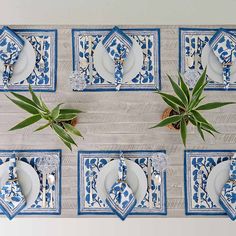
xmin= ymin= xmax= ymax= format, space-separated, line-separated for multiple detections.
xmin=38 ymin=37 xmax=45 ymax=73
xmin=89 ymin=171 xmax=94 ymax=205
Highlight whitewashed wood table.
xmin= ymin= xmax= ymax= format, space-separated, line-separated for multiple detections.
xmin=0 ymin=25 xmax=235 ymax=218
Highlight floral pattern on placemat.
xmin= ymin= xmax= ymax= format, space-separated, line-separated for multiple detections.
xmin=184 ymin=150 xmax=234 ymax=215
xmin=78 ymin=151 xmax=167 ymax=215
xmin=0 ymin=29 xmax=57 ymax=92
xmin=179 ymin=28 xmax=236 ymax=90
xmin=72 ymin=29 xmax=160 ymax=91
xmin=0 ymin=150 xmax=61 ymax=215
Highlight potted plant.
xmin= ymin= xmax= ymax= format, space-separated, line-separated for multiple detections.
xmin=151 ymin=69 xmax=235 ymax=146
xmin=6 ymin=85 xmax=83 ymax=150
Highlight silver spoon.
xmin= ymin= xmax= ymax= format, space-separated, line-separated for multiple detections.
xmin=48 ymin=174 xmax=55 ymax=208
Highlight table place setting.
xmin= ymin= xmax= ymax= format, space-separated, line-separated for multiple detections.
xmin=185 ymin=150 xmax=236 ymax=220
xmin=71 ymin=27 xmax=160 ymax=91
xmin=77 ymin=150 xmax=167 ymax=219
xmin=0 ymin=26 xmax=57 ymax=91
xmin=179 ymin=27 xmax=236 ymax=90
xmin=0 ymin=150 xmax=61 ymax=219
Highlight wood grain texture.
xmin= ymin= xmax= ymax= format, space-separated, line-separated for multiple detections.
xmin=0 ymin=25 xmax=236 ymax=218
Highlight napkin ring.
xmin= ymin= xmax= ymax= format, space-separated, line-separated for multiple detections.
xmin=115 ymin=58 xmax=125 ymax=65
xmin=223 ymin=62 xmax=232 ymax=66
xmin=4 ymin=64 xmax=13 ymax=70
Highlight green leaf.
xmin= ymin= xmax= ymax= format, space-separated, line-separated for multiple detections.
xmin=158 ymin=92 xmax=186 ymax=108
xmin=197 ymin=123 xmax=205 ymax=141
xmin=196 ymin=102 xmax=235 ymax=111
xmin=60 ymin=109 xmax=83 ymax=114
xmin=56 ymin=113 xmax=77 ymax=121
xmin=189 ymin=115 xmax=197 ymax=126
xmin=51 ymin=103 xmax=63 ymax=120
xmin=51 ymin=123 xmax=77 ymax=146
xmin=180 ymin=118 xmax=187 ymax=146
xmin=150 ymin=115 xmax=182 ymax=128
xmin=39 ymin=95 xmax=49 ymax=112
xmin=200 ymin=122 xmax=219 ymax=134
xmin=63 ymin=123 xmax=83 ymax=138
xmin=29 ymin=85 xmax=41 ymax=107
xmin=162 ymin=97 xmax=179 ymax=113
xmin=179 ymin=73 xmax=190 ymax=102
xmin=192 ymin=68 xmax=207 ymax=96
xmin=167 ymin=75 xmax=188 ymax=106
xmin=6 ymin=95 xmax=39 ymax=114
xmin=9 ymin=114 xmax=41 ymax=131
xmin=58 ymin=136 xmax=72 ymax=151
xmin=34 ymin=122 xmax=51 ymax=132
xmin=191 ymin=110 xmax=209 ymax=124
xmin=10 ymin=92 xmax=39 ymax=109
xmin=201 ymin=127 xmax=215 ymax=137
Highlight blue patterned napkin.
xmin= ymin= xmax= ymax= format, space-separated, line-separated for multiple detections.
xmin=106 ymin=153 xmax=137 ymax=220
xmin=0 ymin=26 xmax=25 ymax=88
xmin=0 ymin=153 xmax=26 ymax=220
xmin=219 ymin=157 xmax=236 ymax=221
xmin=209 ymin=29 xmax=236 ymax=89
xmin=102 ymin=26 xmax=133 ymax=90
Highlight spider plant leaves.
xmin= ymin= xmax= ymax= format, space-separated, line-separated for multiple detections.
xmin=9 ymin=114 xmax=42 ymax=131
xmin=158 ymin=92 xmax=185 ymax=108
xmin=6 ymin=95 xmax=39 ymax=114
xmin=34 ymin=122 xmax=51 ymax=132
xmin=39 ymin=95 xmax=49 ymax=112
xmin=168 ymin=75 xmax=188 ymax=106
xmin=10 ymin=92 xmax=39 ymax=109
xmin=162 ymin=97 xmax=179 ymax=113
xmin=196 ymin=102 xmax=235 ymax=111
xmin=192 ymin=68 xmax=207 ymax=96
xmin=51 ymin=103 xmax=63 ymax=120
xmin=60 ymin=108 xmax=83 ymax=114
xmin=150 ymin=115 xmax=182 ymax=128
xmin=180 ymin=118 xmax=187 ymax=146
xmin=51 ymin=123 xmax=77 ymax=146
xmin=59 ymin=137 xmax=72 ymax=151
xmin=29 ymin=85 xmax=41 ymax=107
xmin=63 ymin=123 xmax=83 ymax=138
xmin=56 ymin=113 xmax=77 ymax=121
xmin=178 ymin=73 xmax=190 ymax=102
xmin=197 ymin=123 xmax=205 ymax=141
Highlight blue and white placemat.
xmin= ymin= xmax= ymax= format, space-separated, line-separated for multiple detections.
xmin=0 ymin=150 xmax=61 ymax=215
xmin=72 ymin=28 xmax=161 ymax=91
xmin=184 ymin=150 xmax=235 ymax=215
xmin=0 ymin=29 xmax=57 ymax=92
xmin=179 ymin=28 xmax=236 ymax=90
xmin=78 ymin=150 xmax=167 ymax=215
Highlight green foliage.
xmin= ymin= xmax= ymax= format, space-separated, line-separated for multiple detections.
xmin=7 ymin=85 xmax=83 ymax=150
xmin=151 ymin=68 xmax=235 ymax=146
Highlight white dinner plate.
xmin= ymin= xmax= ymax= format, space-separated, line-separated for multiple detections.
xmin=93 ymin=38 xmax=143 ymax=84
xmin=0 ymin=37 xmax=36 ymax=85
xmin=96 ymin=159 xmax=147 ymax=206
xmin=201 ymin=43 xmax=236 ymax=83
xmin=0 ymin=161 xmax=40 ymax=210
xmin=206 ymin=160 xmax=231 ymax=208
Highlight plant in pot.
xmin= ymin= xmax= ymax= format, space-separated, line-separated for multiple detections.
xmin=6 ymin=85 xmax=83 ymax=150
xmin=151 ymin=68 xmax=235 ymax=146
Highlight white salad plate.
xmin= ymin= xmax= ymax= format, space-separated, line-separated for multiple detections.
xmin=93 ymin=38 xmax=143 ymax=84
xmin=0 ymin=37 xmax=36 ymax=85
xmin=206 ymin=160 xmax=231 ymax=208
xmin=0 ymin=160 xmax=40 ymax=210
xmin=201 ymin=43 xmax=236 ymax=83
xmin=96 ymin=159 xmax=147 ymax=206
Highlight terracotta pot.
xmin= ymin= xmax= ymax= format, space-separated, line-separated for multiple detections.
xmin=70 ymin=117 xmax=78 ymax=127
xmin=161 ymin=107 xmax=180 ymax=130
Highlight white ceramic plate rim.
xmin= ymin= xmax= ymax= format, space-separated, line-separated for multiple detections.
xmin=0 ymin=37 xmax=36 ymax=85
xmin=201 ymin=43 xmax=236 ymax=83
xmin=93 ymin=38 xmax=143 ymax=84
xmin=206 ymin=160 xmax=231 ymax=208
xmin=0 ymin=160 xmax=40 ymax=209
xmin=96 ymin=159 xmax=147 ymax=206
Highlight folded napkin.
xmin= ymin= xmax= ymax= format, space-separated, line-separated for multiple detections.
xmin=0 ymin=153 xmax=26 ymax=220
xmin=0 ymin=26 xmax=25 ymax=88
xmin=106 ymin=153 xmax=137 ymax=220
xmin=102 ymin=26 xmax=133 ymax=90
xmin=219 ymin=156 xmax=236 ymax=221
xmin=209 ymin=28 xmax=236 ymax=89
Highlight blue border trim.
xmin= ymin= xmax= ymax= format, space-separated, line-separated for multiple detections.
xmin=178 ymin=27 xmax=236 ymax=91
xmin=0 ymin=28 xmax=58 ymax=93
xmin=0 ymin=149 xmax=62 ymax=216
xmin=184 ymin=149 xmax=236 ymax=216
xmin=71 ymin=28 xmax=161 ymax=91
xmin=77 ymin=150 xmax=167 ymax=216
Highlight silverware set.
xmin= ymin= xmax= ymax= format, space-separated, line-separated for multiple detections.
xmin=36 ymin=155 xmax=59 ymax=208
xmin=38 ymin=36 xmax=45 ymax=73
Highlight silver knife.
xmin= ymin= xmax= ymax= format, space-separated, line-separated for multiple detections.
xmin=147 ymin=158 xmax=153 ymax=208
xmin=88 ymin=36 xmax=93 ymax=85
